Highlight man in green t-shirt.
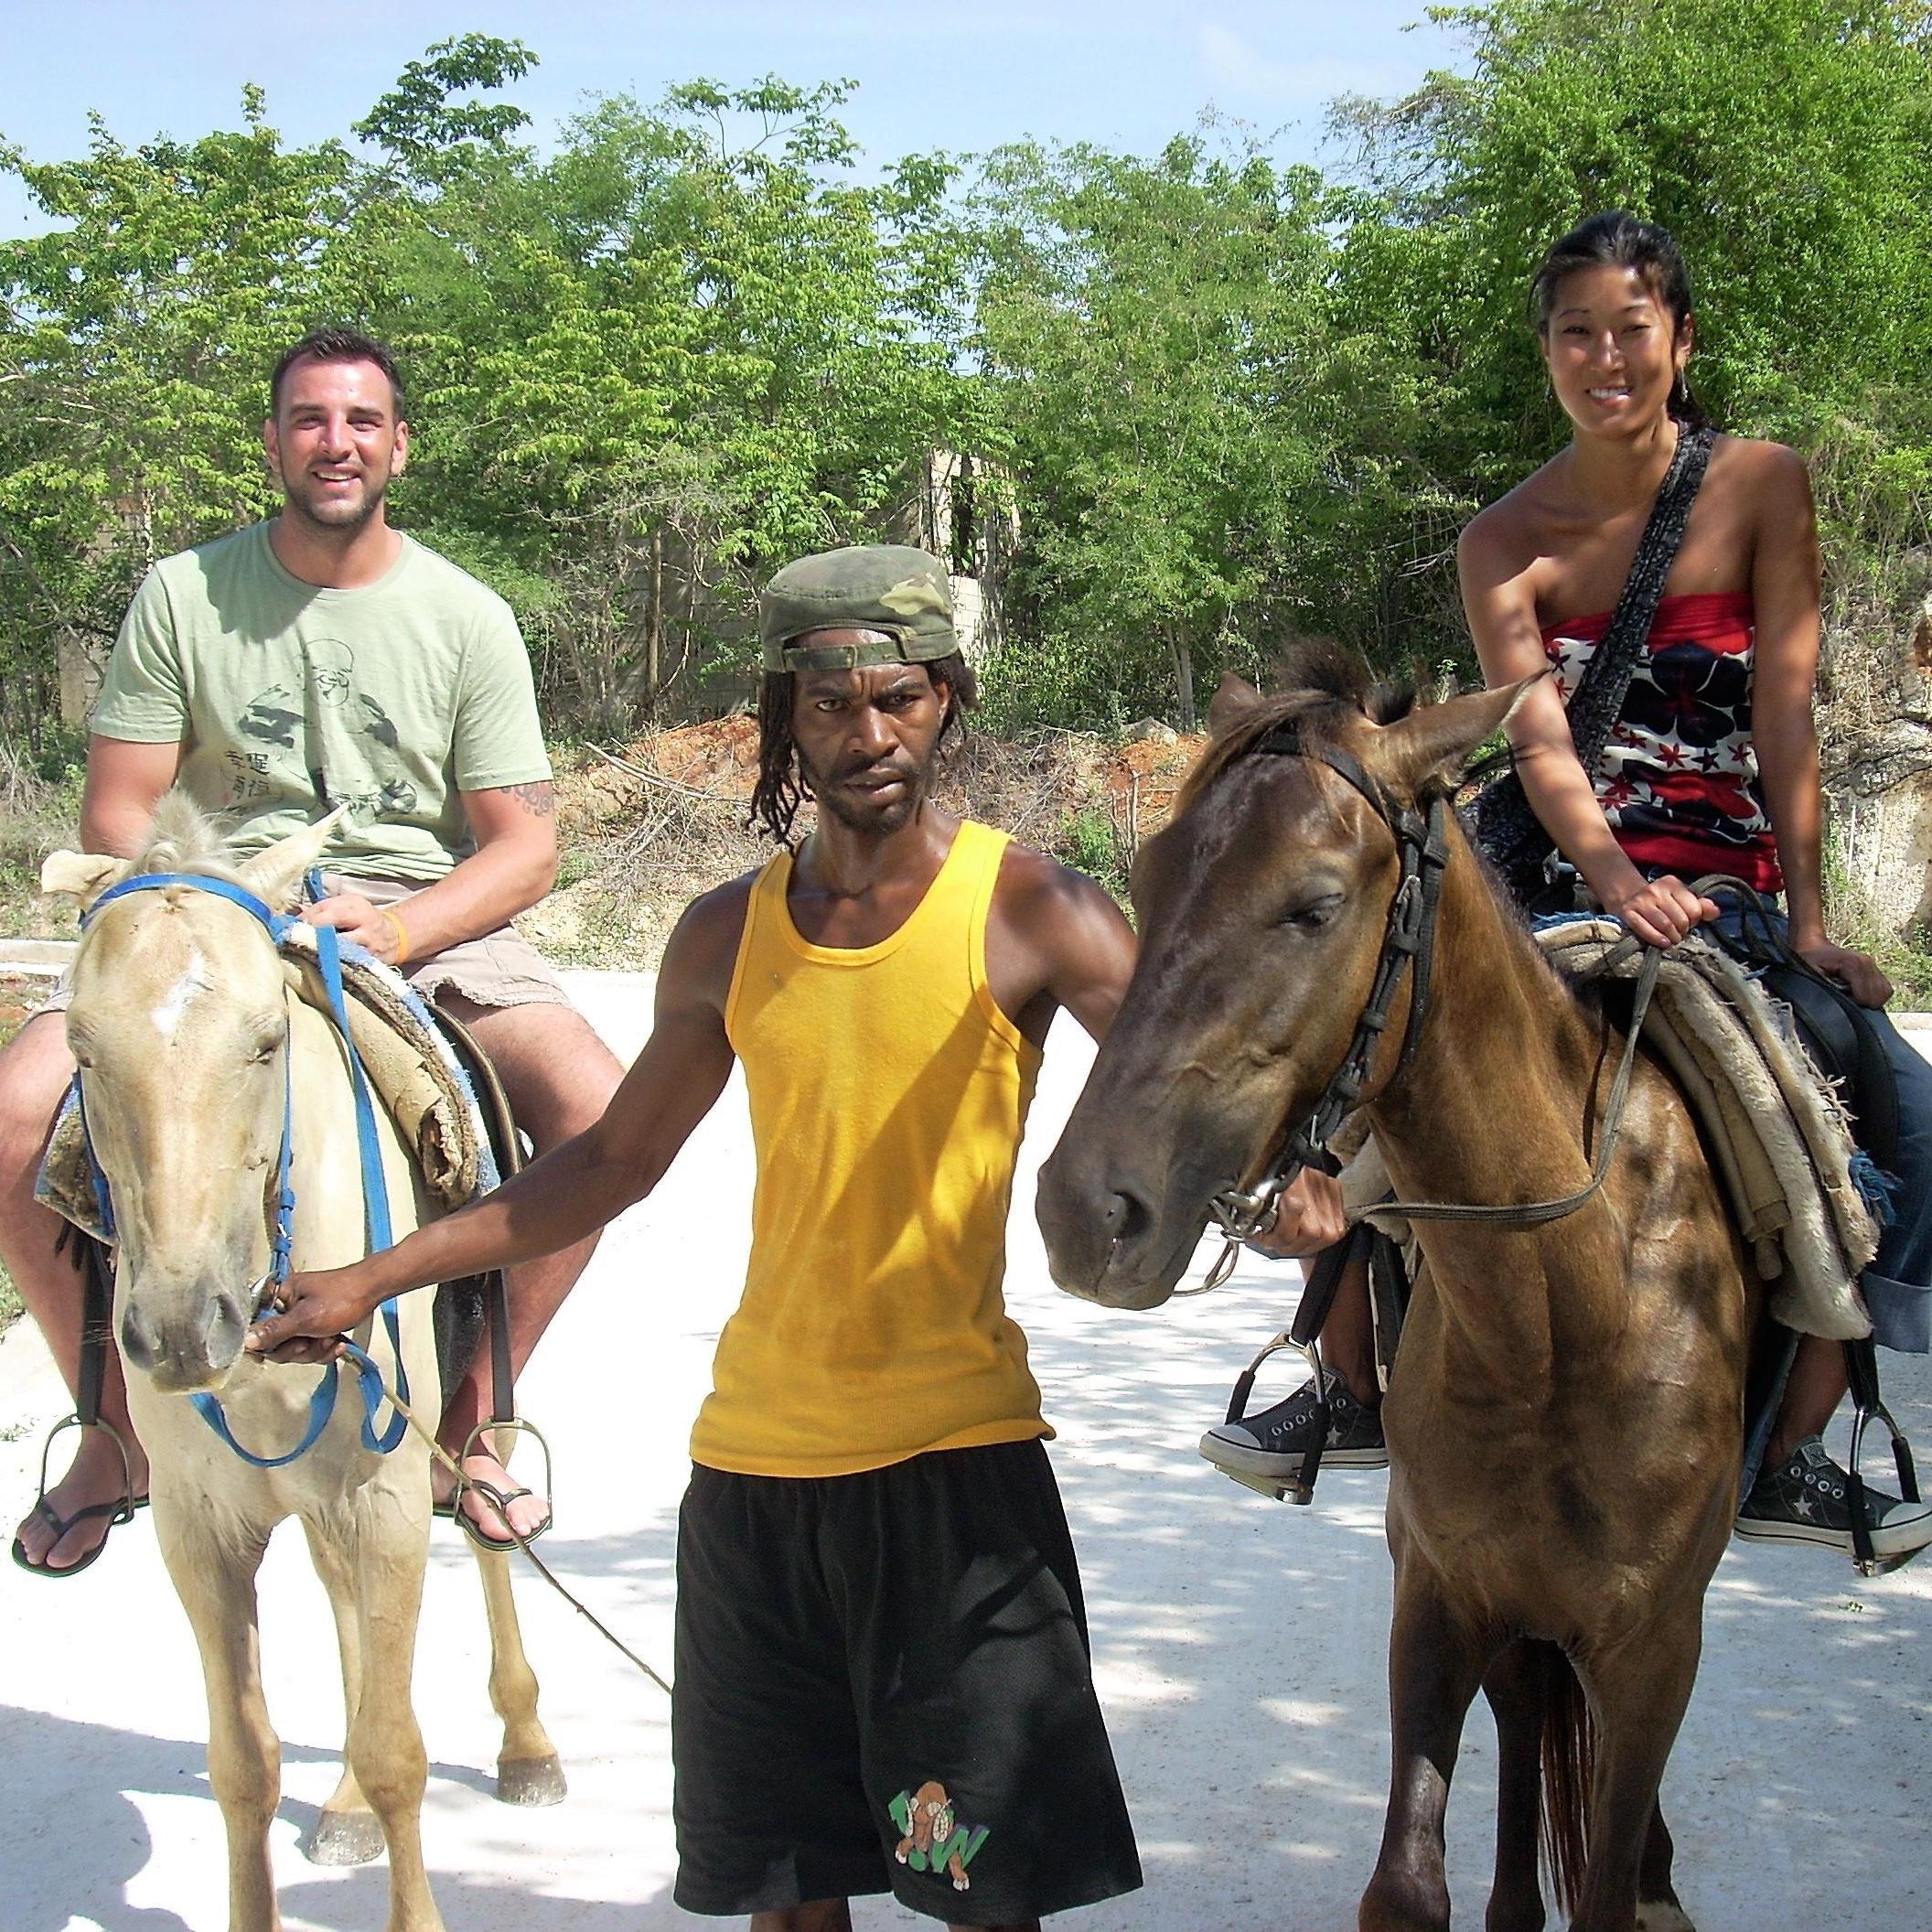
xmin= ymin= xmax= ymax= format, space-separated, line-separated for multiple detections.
xmin=3 ymin=328 xmax=622 ymax=1572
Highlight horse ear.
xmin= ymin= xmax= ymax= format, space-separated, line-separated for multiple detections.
xmin=237 ymin=805 xmax=350 ymax=911
xmin=41 ymin=851 xmax=132 ymax=909
xmin=1376 ymin=671 xmax=1548 ymax=798
xmin=1208 ymin=671 xmax=1261 ymax=734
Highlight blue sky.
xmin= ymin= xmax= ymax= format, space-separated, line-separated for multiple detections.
xmin=0 ymin=0 xmax=1465 ymax=235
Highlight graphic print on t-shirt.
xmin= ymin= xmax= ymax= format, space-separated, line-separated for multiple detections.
xmin=232 ymin=637 xmax=419 ymax=819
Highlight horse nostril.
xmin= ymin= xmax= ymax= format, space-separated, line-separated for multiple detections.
xmin=120 ymin=1304 xmax=161 ymax=1371
xmin=1102 ymin=1188 xmax=1151 ymax=1247
xmin=203 ymin=1292 xmax=248 ymax=1366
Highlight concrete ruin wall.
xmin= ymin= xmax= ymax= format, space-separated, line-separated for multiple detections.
xmin=1820 ymin=597 xmax=1932 ymax=943
xmin=894 ymin=449 xmax=1015 ymax=665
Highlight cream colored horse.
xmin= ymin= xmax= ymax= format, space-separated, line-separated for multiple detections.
xmin=44 ymin=797 xmax=561 ymax=1932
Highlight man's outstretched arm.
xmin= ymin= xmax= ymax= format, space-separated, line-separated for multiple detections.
xmin=248 ymin=880 xmax=749 ymax=1358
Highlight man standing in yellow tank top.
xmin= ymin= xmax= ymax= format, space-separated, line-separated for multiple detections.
xmin=250 ymin=545 xmax=1145 ymax=1930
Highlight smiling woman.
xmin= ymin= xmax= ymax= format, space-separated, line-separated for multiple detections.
xmin=1534 ymin=215 xmax=1708 ymax=436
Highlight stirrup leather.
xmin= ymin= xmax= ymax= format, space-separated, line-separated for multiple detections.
xmin=1844 ymin=1337 xmax=1923 ymax=1577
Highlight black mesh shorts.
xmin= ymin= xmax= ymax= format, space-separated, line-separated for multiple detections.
xmin=671 ymin=1439 xmax=1142 ymax=1922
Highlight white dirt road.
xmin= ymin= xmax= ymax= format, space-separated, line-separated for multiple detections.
xmin=2 ymin=971 xmax=1927 ymax=1932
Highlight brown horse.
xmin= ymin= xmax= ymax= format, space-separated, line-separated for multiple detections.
xmin=1036 ymin=664 xmax=1755 ymax=1932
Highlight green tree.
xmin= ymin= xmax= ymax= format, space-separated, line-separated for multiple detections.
xmin=974 ymin=134 xmax=1342 ymax=727
xmin=370 ymin=76 xmax=984 ymax=726
xmin=0 ymin=91 xmax=356 ymax=735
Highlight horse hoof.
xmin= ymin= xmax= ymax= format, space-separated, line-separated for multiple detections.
xmin=1637 ymin=1905 xmax=1697 ymax=1932
xmin=306 ymin=1807 xmax=386 ymax=1865
xmin=497 ymin=1753 xmax=567 ymax=1806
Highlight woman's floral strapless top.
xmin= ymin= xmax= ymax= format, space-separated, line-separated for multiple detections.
xmin=1541 ymin=590 xmax=1781 ymax=892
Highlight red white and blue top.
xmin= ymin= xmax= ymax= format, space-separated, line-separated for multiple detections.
xmin=1540 ymin=591 xmax=1783 ymax=893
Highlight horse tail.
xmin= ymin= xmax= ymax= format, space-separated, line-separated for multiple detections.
xmin=1537 ymin=1641 xmax=1594 ymax=1914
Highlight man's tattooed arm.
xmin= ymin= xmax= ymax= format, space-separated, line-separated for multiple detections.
xmin=501 ymin=780 xmax=556 ymax=818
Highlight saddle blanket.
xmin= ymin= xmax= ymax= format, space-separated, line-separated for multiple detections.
xmin=38 ymin=931 xmax=499 ymax=1241
xmin=1343 ymin=919 xmax=1878 ymax=1342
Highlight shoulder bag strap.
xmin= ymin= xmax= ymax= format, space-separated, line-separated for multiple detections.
xmin=1562 ymin=423 xmax=1716 ymax=769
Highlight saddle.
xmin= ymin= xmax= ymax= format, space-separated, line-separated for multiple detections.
xmin=1231 ymin=915 xmax=1921 ymax=1568
xmin=1532 ymin=917 xmax=1878 ymax=1339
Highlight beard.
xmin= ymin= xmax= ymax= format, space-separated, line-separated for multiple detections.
xmin=279 ymin=463 xmax=391 ymax=537
xmin=801 ymin=750 xmax=931 ymax=836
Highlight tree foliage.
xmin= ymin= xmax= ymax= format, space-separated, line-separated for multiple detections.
xmin=3 ymin=4 xmax=1929 ymax=743
xmin=0 ymin=91 xmax=357 ymax=715
xmin=974 ymin=137 xmax=1340 ymax=726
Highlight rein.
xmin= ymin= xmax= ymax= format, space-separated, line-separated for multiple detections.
xmin=1358 ymin=940 xmax=1660 ymax=1234
xmin=1190 ymin=727 xmax=1661 ymax=1295
xmin=75 ymin=870 xmax=412 ymax=1467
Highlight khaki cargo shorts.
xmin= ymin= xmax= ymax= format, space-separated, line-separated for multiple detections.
xmin=322 ymin=874 xmax=572 ymax=1012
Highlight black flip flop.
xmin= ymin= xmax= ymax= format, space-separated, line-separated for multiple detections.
xmin=10 ymin=1490 xmax=146 ymax=1579
xmin=435 ymin=1478 xmax=552 ymax=1553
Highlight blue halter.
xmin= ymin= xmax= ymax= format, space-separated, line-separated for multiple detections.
xmin=76 ymin=870 xmax=411 ymax=1466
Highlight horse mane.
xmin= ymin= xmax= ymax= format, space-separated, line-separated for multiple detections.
xmin=1175 ymin=639 xmax=1418 ymax=819
xmin=1172 ymin=640 xmax=1580 ymax=993
xmin=132 ymin=791 xmax=250 ymax=888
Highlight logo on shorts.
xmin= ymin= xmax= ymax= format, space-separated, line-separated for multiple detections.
xmin=889 ymin=1781 xmax=989 ymax=1892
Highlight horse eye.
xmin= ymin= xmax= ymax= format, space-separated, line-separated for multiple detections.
xmin=1281 ymin=894 xmax=1344 ymax=932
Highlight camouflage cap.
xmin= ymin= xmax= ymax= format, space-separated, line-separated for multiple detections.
xmin=758 ymin=544 xmax=958 ymax=672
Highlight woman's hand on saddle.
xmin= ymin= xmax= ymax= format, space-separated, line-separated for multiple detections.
xmin=1793 ymin=935 xmax=1894 ymax=1009
xmin=1600 ymin=872 xmax=1720 ymax=950
xmin=245 ymin=1267 xmax=381 ymax=1365
xmin=304 ymin=892 xmax=405 ymax=965
xmin=1244 ymin=1168 xmax=1348 ymax=1261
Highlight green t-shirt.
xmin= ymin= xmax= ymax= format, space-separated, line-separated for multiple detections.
xmin=92 ymin=522 xmax=552 ymax=882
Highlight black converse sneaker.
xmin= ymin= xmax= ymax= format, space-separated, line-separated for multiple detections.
xmin=1199 ymin=1375 xmax=1389 ymax=1481
xmin=1733 ymin=1434 xmax=1932 ymax=1564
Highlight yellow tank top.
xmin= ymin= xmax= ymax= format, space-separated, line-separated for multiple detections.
xmin=695 ymin=819 xmax=1050 ymax=1476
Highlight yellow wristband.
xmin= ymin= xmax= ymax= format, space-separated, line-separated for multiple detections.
xmin=379 ymin=907 xmax=411 ymax=967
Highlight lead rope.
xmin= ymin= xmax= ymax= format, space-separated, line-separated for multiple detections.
xmin=341 ymin=1346 xmax=671 ymax=1696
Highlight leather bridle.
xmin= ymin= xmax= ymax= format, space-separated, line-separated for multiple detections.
xmin=1192 ymin=725 xmax=1452 ymax=1293
xmin=1189 ymin=723 xmax=1659 ymax=1297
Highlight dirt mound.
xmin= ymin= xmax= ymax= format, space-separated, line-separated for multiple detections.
xmin=1101 ymin=733 xmax=1207 ymax=837
xmin=613 ymin=713 xmax=762 ymax=795
xmin=556 ymin=714 xmax=762 ymax=843
xmin=539 ymin=721 xmax=1212 ymax=966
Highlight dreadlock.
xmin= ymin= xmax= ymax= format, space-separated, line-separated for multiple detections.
xmin=749 ymin=652 xmax=979 ymax=845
